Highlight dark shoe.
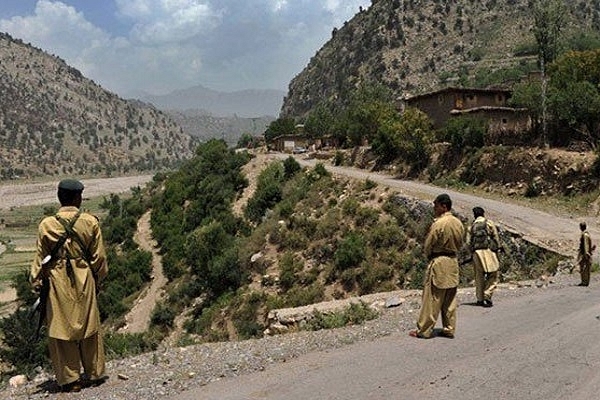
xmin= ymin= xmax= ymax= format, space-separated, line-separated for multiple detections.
xmin=61 ymin=381 xmax=82 ymax=393
xmin=409 ymin=330 xmax=431 ymax=339
xmin=577 ymin=283 xmax=589 ymax=287
xmin=483 ymin=299 xmax=493 ymax=307
xmin=82 ymin=376 xmax=108 ymax=388
xmin=476 ymin=301 xmax=485 ymax=307
xmin=438 ymin=330 xmax=455 ymax=339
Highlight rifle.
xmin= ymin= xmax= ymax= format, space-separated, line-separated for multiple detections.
xmin=31 ymin=212 xmax=81 ymax=338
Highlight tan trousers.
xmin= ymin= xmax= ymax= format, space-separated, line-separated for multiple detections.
xmin=580 ymin=258 xmax=591 ymax=286
xmin=474 ymin=257 xmax=498 ymax=302
xmin=416 ymin=275 xmax=457 ymax=338
xmin=48 ymin=332 xmax=106 ymax=386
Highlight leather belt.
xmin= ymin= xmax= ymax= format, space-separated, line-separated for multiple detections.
xmin=431 ymin=252 xmax=456 ymax=258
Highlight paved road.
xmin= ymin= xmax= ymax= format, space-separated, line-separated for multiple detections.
xmin=171 ymin=283 xmax=600 ymax=400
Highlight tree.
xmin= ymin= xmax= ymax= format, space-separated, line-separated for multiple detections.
xmin=341 ymin=83 xmax=398 ymax=146
xmin=304 ymin=104 xmax=335 ymax=139
xmin=547 ymin=49 xmax=600 ymax=147
xmin=531 ymin=0 xmax=566 ymax=147
xmin=264 ymin=117 xmax=296 ymax=142
xmin=371 ymin=107 xmax=434 ymax=170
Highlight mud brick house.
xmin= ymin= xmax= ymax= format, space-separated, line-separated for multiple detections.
xmin=400 ymin=87 xmax=532 ymax=144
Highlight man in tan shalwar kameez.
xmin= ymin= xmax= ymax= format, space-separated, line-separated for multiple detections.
xmin=30 ymin=179 xmax=108 ymax=392
xmin=468 ymin=206 xmax=502 ymax=307
xmin=410 ymin=193 xmax=464 ymax=339
xmin=577 ymin=221 xmax=593 ymax=287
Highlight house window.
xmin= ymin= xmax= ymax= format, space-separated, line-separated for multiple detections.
xmin=502 ymin=118 xmax=508 ymax=124
xmin=497 ymin=94 xmax=505 ymax=104
xmin=438 ymin=94 xmax=444 ymax=104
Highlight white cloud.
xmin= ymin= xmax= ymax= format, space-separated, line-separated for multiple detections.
xmin=0 ymin=0 xmax=370 ymax=95
xmin=0 ymin=0 xmax=109 ymax=61
xmin=116 ymin=0 xmax=221 ymax=44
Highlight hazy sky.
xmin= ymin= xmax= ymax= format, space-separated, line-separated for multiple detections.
xmin=0 ymin=0 xmax=370 ymax=97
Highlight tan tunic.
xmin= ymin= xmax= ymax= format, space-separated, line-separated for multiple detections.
xmin=468 ymin=216 xmax=500 ymax=273
xmin=416 ymin=211 xmax=465 ymax=337
xmin=424 ymin=211 xmax=465 ymax=289
xmin=31 ymin=206 xmax=108 ymax=341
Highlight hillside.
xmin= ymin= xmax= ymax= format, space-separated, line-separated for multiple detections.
xmin=281 ymin=0 xmax=600 ymax=117
xmin=0 ymin=32 xmax=195 ymax=180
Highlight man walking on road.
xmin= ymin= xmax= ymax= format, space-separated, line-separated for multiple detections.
xmin=410 ymin=193 xmax=464 ymax=339
xmin=468 ymin=206 xmax=502 ymax=307
xmin=577 ymin=221 xmax=594 ymax=287
xmin=30 ymin=179 xmax=108 ymax=392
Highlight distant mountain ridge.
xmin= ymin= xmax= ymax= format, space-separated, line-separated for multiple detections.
xmin=166 ymin=110 xmax=274 ymax=146
xmin=0 ymin=32 xmax=195 ymax=180
xmin=139 ymin=85 xmax=285 ymax=118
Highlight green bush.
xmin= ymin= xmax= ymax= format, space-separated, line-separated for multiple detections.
xmin=305 ymin=302 xmax=378 ymax=331
xmin=283 ymin=156 xmax=301 ymax=179
xmin=104 ymin=331 xmax=159 ymax=359
xmin=441 ymin=116 xmax=486 ymax=150
xmin=232 ymin=293 xmax=265 ymax=339
xmin=282 ymin=283 xmax=325 ymax=307
xmin=279 ymin=252 xmax=303 ymax=291
xmin=334 ymin=233 xmax=366 ymax=271
xmin=150 ymin=302 xmax=176 ymax=329
xmin=0 ymin=308 xmax=50 ymax=375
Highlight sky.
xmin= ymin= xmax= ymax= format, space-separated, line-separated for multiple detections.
xmin=0 ymin=0 xmax=370 ymax=97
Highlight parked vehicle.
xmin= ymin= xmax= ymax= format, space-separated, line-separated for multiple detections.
xmin=292 ymin=146 xmax=307 ymax=154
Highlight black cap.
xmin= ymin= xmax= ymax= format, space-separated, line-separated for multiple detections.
xmin=58 ymin=179 xmax=84 ymax=191
xmin=472 ymin=206 xmax=485 ymax=217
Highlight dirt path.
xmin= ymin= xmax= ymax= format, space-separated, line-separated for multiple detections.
xmin=118 ymin=210 xmax=167 ymax=334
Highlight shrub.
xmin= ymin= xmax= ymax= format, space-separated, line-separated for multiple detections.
xmin=282 ymin=283 xmax=325 ymax=307
xmin=104 ymin=331 xmax=159 ymax=359
xmin=279 ymin=252 xmax=302 ymax=291
xmin=232 ymin=293 xmax=265 ymax=339
xmin=441 ymin=116 xmax=486 ymax=150
xmin=150 ymin=302 xmax=176 ymax=329
xmin=334 ymin=233 xmax=366 ymax=271
xmin=0 ymin=308 xmax=50 ymax=375
xmin=305 ymin=302 xmax=378 ymax=331
xmin=283 ymin=156 xmax=301 ymax=179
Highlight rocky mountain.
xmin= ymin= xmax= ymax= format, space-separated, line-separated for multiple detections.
xmin=0 ymin=33 xmax=195 ymax=180
xmin=138 ymin=85 xmax=285 ymax=118
xmin=281 ymin=0 xmax=600 ymax=117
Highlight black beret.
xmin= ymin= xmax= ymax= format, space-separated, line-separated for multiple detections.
xmin=58 ymin=179 xmax=84 ymax=191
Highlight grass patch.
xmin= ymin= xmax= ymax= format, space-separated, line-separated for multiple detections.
xmin=304 ymin=302 xmax=379 ymax=331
